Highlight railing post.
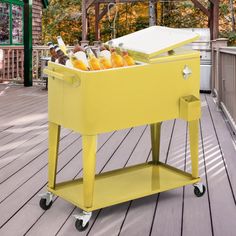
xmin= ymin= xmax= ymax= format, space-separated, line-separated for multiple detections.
xmin=211 ymin=38 xmax=228 ymax=100
xmin=24 ymin=0 xmax=33 ymax=87
xmin=0 ymin=49 xmax=3 ymax=82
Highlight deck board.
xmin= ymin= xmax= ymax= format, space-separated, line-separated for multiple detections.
xmin=3 ymin=132 xmax=114 ymax=236
xmin=57 ymin=124 xmax=152 ymax=236
xmin=0 ymin=85 xmax=236 ymax=236
xmin=150 ymin=120 xmax=185 ymax=236
xmin=25 ymin=128 xmax=135 ymax=236
xmin=119 ymin=121 xmax=174 ymax=236
xmin=0 ymin=129 xmax=70 ymax=181
xmin=206 ymin=95 xmax=236 ymax=199
xmin=182 ymin=104 xmax=213 ymax=235
xmin=80 ymin=127 xmax=148 ymax=236
xmin=200 ymin=95 xmax=236 ymax=236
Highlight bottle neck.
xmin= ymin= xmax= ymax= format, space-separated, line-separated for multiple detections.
xmin=95 ymin=49 xmax=102 ymax=58
xmin=57 ymin=37 xmax=65 ymax=46
xmin=87 ymin=48 xmax=95 ymax=59
xmin=122 ymin=51 xmax=128 ymax=56
xmin=56 ymin=49 xmax=64 ymax=57
xmin=69 ymin=53 xmax=77 ymax=61
xmin=49 ymin=45 xmax=55 ymax=51
xmin=110 ymin=48 xmax=116 ymax=54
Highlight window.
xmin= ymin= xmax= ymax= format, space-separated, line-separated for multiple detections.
xmin=0 ymin=0 xmax=24 ymax=45
xmin=12 ymin=4 xmax=23 ymax=44
xmin=0 ymin=3 xmax=10 ymax=44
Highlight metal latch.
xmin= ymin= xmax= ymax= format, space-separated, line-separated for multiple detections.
xmin=182 ymin=65 xmax=192 ymax=80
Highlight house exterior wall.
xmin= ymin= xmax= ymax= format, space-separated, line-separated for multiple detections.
xmin=0 ymin=0 xmax=46 ymax=82
xmin=32 ymin=0 xmax=43 ymax=45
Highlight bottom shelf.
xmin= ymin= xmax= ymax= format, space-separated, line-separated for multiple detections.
xmin=48 ymin=162 xmax=200 ymax=211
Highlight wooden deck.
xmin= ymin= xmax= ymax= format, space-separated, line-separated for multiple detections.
xmin=0 ymin=84 xmax=236 ymax=236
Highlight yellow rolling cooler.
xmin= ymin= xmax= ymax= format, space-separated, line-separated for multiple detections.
xmin=40 ymin=26 xmax=206 ymax=232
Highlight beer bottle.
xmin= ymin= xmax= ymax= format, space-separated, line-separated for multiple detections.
xmin=55 ymin=47 xmax=69 ymax=65
xmin=108 ymin=41 xmax=124 ymax=68
xmin=99 ymin=43 xmax=111 ymax=61
xmin=85 ymin=46 xmax=101 ymax=71
xmin=73 ymin=40 xmax=85 ymax=53
xmin=47 ymin=42 xmax=58 ymax=62
xmin=67 ymin=51 xmax=89 ymax=71
xmin=119 ymin=43 xmax=135 ymax=66
xmin=57 ymin=36 xmax=68 ymax=55
xmin=96 ymin=49 xmax=112 ymax=70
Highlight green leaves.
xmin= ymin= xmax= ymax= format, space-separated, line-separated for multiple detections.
xmin=42 ymin=0 xmax=82 ymax=44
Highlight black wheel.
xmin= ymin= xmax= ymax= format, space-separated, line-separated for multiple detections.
xmin=194 ymin=185 xmax=206 ymax=197
xmin=75 ymin=219 xmax=89 ymax=232
xmin=39 ymin=198 xmax=53 ymax=210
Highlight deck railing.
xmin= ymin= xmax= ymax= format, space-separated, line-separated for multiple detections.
xmin=0 ymin=46 xmax=24 ymax=82
xmin=0 ymin=45 xmax=73 ymax=83
xmin=212 ymin=42 xmax=236 ymax=133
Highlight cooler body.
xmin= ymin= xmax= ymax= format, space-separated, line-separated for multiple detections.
xmin=47 ymin=50 xmax=200 ymax=135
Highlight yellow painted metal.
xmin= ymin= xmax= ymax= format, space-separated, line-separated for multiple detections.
xmin=45 ymin=48 xmax=202 ymax=212
xmin=150 ymin=123 xmax=162 ymax=164
xmin=47 ymin=162 xmax=200 ymax=211
xmin=82 ymin=135 xmax=97 ymax=208
xmin=107 ymin=26 xmax=200 ymax=63
xmin=48 ymin=122 xmax=61 ymax=189
xmin=46 ymin=50 xmax=200 ymax=136
xmin=127 ymin=36 xmax=199 ymax=63
xmin=188 ymin=120 xmax=199 ymax=179
xmin=180 ymin=95 xmax=201 ymax=121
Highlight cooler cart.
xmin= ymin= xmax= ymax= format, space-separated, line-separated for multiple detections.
xmin=40 ymin=26 xmax=206 ymax=232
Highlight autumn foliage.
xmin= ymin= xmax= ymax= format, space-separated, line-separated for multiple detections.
xmin=42 ymin=0 xmax=236 ymax=45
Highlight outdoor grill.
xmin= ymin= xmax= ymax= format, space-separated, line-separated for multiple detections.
xmin=181 ymin=28 xmax=212 ymax=92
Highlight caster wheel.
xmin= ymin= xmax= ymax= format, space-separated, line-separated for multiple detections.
xmin=194 ymin=184 xmax=206 ymax=197
xmin=75 ymin=219 xmax=89 ymax=232
xmin=39 ymin=198 xmax=53 ymax=210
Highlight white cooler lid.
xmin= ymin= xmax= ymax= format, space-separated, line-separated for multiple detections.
xmin=107 ymin=26 xmax=199 ymax=61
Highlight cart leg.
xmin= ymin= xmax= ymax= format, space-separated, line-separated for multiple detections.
xmin=82 ymin=135 xmax=97 ymax=208
xmin=48 ymin=122 xmax=61 ymax=189
xmin=188 ymin=120 xmax=199 ymax=179
xmin=150 ymin=123 xmax=162 ymax=164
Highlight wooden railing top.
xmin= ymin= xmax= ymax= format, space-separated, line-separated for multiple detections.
xmin=0 ymin=45 xmax=74 ymax=50
xmin=213 ymin=47 xmax=236 ymax=55
xmin=0 ymin=46 xmax=24 ymax=49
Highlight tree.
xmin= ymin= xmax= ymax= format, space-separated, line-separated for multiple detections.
xmin=42 ymin=1 xmax=236 ymax=45
xmin=229 ymin=0 xmax=235 ymax=32
xmin=42 ymin=0 xmax=82 ymax=45
xmin=149 ymin=0 xmax=156 ymax=26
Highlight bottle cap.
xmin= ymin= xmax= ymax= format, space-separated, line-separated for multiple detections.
xmin=84 ymin=46 xmax=93 ymax=54
xmin=84 ymin=45 xmax=89 ymax=51
xmin=47 ymin=42 xmax=53 ymax=46
xmin=55 ymin=47 xmax=62 ymax=52
xmin=49 ymin=45 xmax=54 ymax=49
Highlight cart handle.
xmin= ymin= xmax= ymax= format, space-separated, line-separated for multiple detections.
xmin=44 ymin=68 xmax=81 ymax=87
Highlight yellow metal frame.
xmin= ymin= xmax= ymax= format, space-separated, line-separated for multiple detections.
xmin=45 ymin=50 xmax=201 ymax=213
